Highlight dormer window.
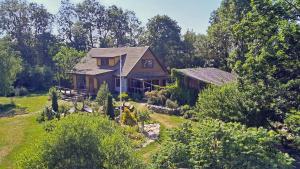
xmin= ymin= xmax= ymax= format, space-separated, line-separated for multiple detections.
xmin=101 ymin=58 xmax=109 ymax=66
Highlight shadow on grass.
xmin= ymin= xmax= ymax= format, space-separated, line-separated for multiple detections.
xmin=0 ymin=103 xmax=27 ymax=117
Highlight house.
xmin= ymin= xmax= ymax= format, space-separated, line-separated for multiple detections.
xmin=173 ymin=67 xmax=237 ymax=90
xmin=70 ymin=46 xmax=169 ymax=95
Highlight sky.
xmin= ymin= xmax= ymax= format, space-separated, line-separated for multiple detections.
xmin=28 ymin=0 xmax=222 ymax=34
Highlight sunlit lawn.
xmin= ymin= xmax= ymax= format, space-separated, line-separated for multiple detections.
xmin=0 ymin=96 xmax=191 ymax=167
xmin=0 ymin=94 xmax=48 ymax=169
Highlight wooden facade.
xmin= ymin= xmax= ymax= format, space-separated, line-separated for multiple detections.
xmin=71 ymin=47 xmax=168 ymax=95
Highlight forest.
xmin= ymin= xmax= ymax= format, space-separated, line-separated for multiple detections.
xmin=0 ymin=0 xmax=299 ymax=168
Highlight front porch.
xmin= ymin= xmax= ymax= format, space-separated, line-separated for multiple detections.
xmin=71 ymin=73 xmax=168 ymax=95
xmin=127 ymin=77 xmax=167 ymax=94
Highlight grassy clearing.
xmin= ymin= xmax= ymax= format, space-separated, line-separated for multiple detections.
xmin=0 ymin=94 xmax=48 ymax=169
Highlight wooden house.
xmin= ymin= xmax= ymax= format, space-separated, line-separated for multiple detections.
xmin=70 ymin=46 xmax=169 ymax=95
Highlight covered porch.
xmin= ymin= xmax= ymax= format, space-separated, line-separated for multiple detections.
xmin=127 ymin=75 xmax=168 ymax=94
xmin=71 ymin=74 xmax=110 ymax=95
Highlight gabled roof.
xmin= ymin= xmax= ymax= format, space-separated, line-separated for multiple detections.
xmin=73 ymin=46 xmax=151 ymax=76
xmin=176 ymin=67 xmax=237 ymax=86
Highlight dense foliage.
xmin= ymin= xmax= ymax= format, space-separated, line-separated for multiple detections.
xmin=18 ymin=115 xmax=143 ymax=169
xmin=196 ymin=83 xmax=259 ymax=126
xmin=53 ymin=46 xmax=85 ymax=87
xmin=0 ymin=38 xmax=22 ymax=96
xmin=230 ymin=0 xmax=300 ymax=127
xmin=152 ymin=120 xmax=294 ymax=169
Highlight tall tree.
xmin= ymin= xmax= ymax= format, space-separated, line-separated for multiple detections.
xmin=143 ymin=15 xmax=182 ymax=68
xmin=57 ymin=0 xmax=77 ymax=45
xmin=206 ymin=0 xmax=251 ymax=70
xmin=0 ymin=38 xmax=22 ymax=96
xmin=71 ymin=21 xmax=89 ymax=51
xmin=53 ymin=46 xmax=85 ymax=86
xmin=75 ymin=0 xmax=99 ymax=48
xmin=106 ymin=5 xmax=141 ymax=47
xmin=230 ymin=0 xmax=300 ymax=127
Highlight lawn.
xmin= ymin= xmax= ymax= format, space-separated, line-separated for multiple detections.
xmin=0 ymin=94 xmax=48 ymax=169
xmin=0 ymin=96 xmax=190 ymax=167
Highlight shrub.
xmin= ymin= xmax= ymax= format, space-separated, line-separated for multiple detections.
xmin=166 ymin=82 xmax=198 ymax=106
xmin=145 ymin=90 xmax=167 ymax=106
xmin=18 ymin=115 xmax=144 ymax=169
xmin=137 ymin=106 xmax=151 ymax=132
xmin=58 ymin=104 xmax=70 ymax=116
xmin=14 ymin=87 xmax=28 ymax=96
xmin=37 ymin=106 xmax=56 ymax=123
xmin=104 ymin=94 xmax=114 ymax=119
xmin=152 ymin=120 xmax=295 ymax=169
xmin=118 ymin=92 xmax=129 ymax=101
xmin=121 ymin=108 xmax=138 ymax=126
xmin=196 ymin=83 xmax=257 ymax=126
xmin=49 ymin=87 xmax=58 ymax=112
xmin=96 ymin=82 xmax=110 ymax=106
xmin=165 ymin=99 xmax=179 ymax=109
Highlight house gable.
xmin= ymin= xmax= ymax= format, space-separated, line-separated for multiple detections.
xmin=128 ymin=48 xmax=168 ymax=77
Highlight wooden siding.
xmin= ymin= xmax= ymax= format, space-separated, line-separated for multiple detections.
xmin=128 ymin=49 xmax=168 ymax=77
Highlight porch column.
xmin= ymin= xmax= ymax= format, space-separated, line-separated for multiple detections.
xmin=73 ymin=75 xmax=77 ymax=89
xmin=94 ymin=77 xmax=98 ymax=91
xmin=85 ymin=75 xmax=89 ymax=91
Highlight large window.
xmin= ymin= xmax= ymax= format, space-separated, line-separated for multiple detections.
xmin=142 ymin=59 xmax=153 ymax=68
xmin=101 ymin=58 xmax=109 ymax=66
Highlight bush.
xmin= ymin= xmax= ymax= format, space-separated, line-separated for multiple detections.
xmin=18 ymin=115 xmax=144 ymax=169
xmin=196 ymin=83 xmax=258 ymax=126
xmin=37 ymin=106 xmax=56 ymax=123
xmin=49 ymin=87 xmax=58 ymax=112
xmin=121 ymin=108 xmax=138 ymax=126
xmin=58 ymin=104 xmax=70 ymax=116
xmin=96 ymin=82 xmax=110 ymax=106
xmin=118 ymin=92 xmax=129 ymax=101
xmin=14 ymin=87 xmax=28 ymax=96
xmin=145 ymin=90 xmax=167 ymax=106
xmin=104 ymin=94 xmax=114 ymax=119
xmin=165 ymin=99 xmax=179 ymax=109
xmin=137 ymin=106 xmax=151 ymax=132
xmin=152 ymin=120 xmax=295 ymax=169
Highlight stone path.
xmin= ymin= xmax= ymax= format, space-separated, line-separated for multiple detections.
xmin=142 ymin=123 xmax=160 ymax=147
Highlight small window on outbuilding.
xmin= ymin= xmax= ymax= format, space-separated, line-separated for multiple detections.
xmin=142 ymin=59 xmax=153 ymax=68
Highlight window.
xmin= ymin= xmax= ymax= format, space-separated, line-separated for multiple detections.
xmin=101 ymin=58 xmax=109 ymax=66
xmin=115 ymin=78 xmax=120 ymax=87
xmin=142 ymin=59 xmax=153 ymax=68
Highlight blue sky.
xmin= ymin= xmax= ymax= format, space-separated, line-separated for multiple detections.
xmin=29 ymin=0 xmax=222 ymax=34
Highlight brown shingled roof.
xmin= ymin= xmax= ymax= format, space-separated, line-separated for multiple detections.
xmin=176 ymin=67 xmax=237 ymax=86
xmin=72 ymin=46 xmax=149 ymax=76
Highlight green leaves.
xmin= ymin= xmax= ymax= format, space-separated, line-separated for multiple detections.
xmin=17 ymin=115 xmax=143 ymax=169
xmin=0 ymin=38 xmax=22 ymax=96
xmin=153 ymin=119 xmax=294 ymax=169
xmin=53 ymin=46 xmax=85 ymax=85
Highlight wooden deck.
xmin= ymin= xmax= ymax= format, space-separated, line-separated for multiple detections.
xmin=56 ymin=86 xmax=89 ymax=101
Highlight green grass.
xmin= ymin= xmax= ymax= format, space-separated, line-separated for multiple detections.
xmin=0 ymin=94 xmax=48 ymax=169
